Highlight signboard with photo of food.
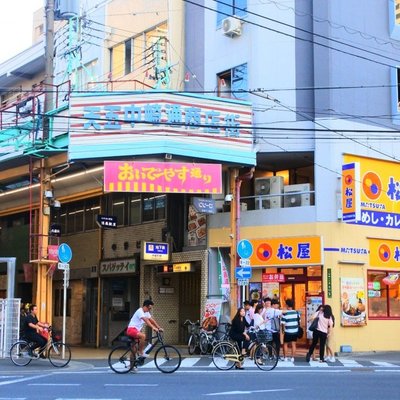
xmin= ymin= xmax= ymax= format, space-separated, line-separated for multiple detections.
xmin=340 ymin=277 xmax=367 ymax=326
xmin=187 ymin=204 xmax=207 ymax=246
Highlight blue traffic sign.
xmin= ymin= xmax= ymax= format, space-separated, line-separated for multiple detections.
xmin=235 ymin=266 xmax=252 ymax=279
xmin=237 ymin=239 xmax=253 ymax=259
xmin=58 ymin=243 xmax=72 ymax=263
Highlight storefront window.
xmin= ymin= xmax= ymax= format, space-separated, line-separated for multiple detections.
xmin=307 ymin=266 xmax=321 ymax=277
xmin=368 ymin=270 xmax=400 ymax=318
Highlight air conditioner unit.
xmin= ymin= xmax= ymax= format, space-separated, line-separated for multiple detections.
xmin=222 ymin=16 xmax=242 ymax=37
xmin=254 ymin=177 xmax=283 ymax=209
xmin=284 ymin=184 xmax=311 ymax=208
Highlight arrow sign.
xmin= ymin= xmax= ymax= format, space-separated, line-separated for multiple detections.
xmin=235 ymin=266 xmax=252 ymax=279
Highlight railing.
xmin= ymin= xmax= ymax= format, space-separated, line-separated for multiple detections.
xmin=87 ymin=79 xmax=153 ymax=92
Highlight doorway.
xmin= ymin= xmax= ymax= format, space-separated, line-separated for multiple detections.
xmin=280 ymin=282 xmax=307 ymax=344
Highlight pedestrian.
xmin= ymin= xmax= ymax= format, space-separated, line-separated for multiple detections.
xmin=325 ymin=305 xmax=336 ymax=362
xmin=306 ymin=304 xmax=334 ymax=363
xmin=25 ymin=304 xmax=49 ymax=358
xmin=281 ymin=299 xmax=299 ymax=362
xmin=230 ymin=307 xmax=250 ymax=369
xmin=260 ymin=297 xmax=271 ymax=320
xmin=243 ymin=299 xmax=256 ymax=326
xmin=311 ymin=305 xmax=324 ymax=361
xmin=267 ymin=298 xmax=283 ymax=360
xmin=253 ymin=303 xmax=267 ymax=330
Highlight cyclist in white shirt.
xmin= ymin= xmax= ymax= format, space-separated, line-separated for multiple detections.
xmin=127 ymin=300 xmax=163 ymax=357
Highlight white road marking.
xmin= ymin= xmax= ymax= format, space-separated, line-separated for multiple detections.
xmin=337 ymin=359 xmax=363 ymax=367
xmin=0 ymin=376 xmax=23 ymax=379
xmin=0 ymin=373 xmax=52 ymax=387
xmin=55 ymin=398 xmax=121 ymax=400
xmin=205 ymin=389 xmax=292 ymax=396
xmin=104 ymin=384 xmax=159 ymax=387
xmin=141 ymin=360 xmax=156 ymax=368
xmin=180 ymin=357 xmax=201 ymax=367
xmin=370 ymin=361 xmax=397 ymax=367
xmin=309 ymin=360 xmax=329 ymax=368
xmin=29 ymin=383 xmax=81 ymax=386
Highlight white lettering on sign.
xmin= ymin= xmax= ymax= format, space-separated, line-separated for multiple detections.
xmin=99 ymin=259 xmax=136 ymax=275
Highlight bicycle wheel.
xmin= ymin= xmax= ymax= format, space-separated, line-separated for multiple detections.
xmin=188 ymin=334 xmax=197 ymax=355
xmin=254 ymin=343 xmax=278 ymax=371
xmin=154 ymin=345 xmax=181 ymax=373
xmin=48 ymin=342 xmax=71 ymax=368
xmin=212 ymin=341 xmax=238 ymax=371
xmin=199 ymin=332 xmax=209 ymax=354
xmin=108 ymin=344 xmax=135 ymax=374
xmin=10 ymin=341 xmax=32 ymax=367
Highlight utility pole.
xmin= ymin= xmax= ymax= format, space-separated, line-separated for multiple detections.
xmin=35 ymin=0 xmax=55 ymax=324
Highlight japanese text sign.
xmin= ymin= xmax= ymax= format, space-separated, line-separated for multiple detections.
xmin=343 ymin=154 xmax=400 ymax=229
xmin=142 ymin=241 xmax=169 ymax=261
xmin=369 ymin=238 xmax=400 ymax=267
xmin=262 ymin=273 xmax=285 ymax=283
xmin=104 ymin=161 xmax=222 ymax=194
xmin=99 ymin=258 xmax=137 ymax=275
xmin=342 ymin=162 xmax=361 ymax=222
xmin=248 ymin=236 xmax=322 ymax=267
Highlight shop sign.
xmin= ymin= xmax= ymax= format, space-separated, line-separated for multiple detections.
xmin=193 ymin=197 xmax=216 ymax=214
xmin=237 ymin=278 xmax=249 ymax=286
xmin=367 ymin=281 xmax=381 ymax=290
xmin=99 ymin=258 xmax=137 ymax=275
xmin=188 ymin=204 xmax=206 ymax=247
xmin=327 ymin=268 xmax=332 ymax=298
xmin=340 ymin=277 xmax=367 ymax=327
xmin=96 ymin=215 xmax=117 ymax=229
xmin=158 ymin=263 xmax=194 ymax=273
xmin=142 ymin=241 xmax=169 ymax=261
xmin=369 ymin=238 xmax=400 ymax=267
xmin=262 ymin=273 xmax=285 ymax=283
xmin=248 ymin=236 xmax=322 ymax=267
xmin=343 ymin=154 xmax=400 ymax=229
xmin=368 ymin=290 xmax=381 ymax=298
xmin=68 ymin=92 xmax=255 ymax=165
xmin=341 ymin=162 xmax=361 ymax=222
xmin=202 ymin=299 xmax=223 ymax=327
xmin=104 ymin=161 xmax=222 ymax=194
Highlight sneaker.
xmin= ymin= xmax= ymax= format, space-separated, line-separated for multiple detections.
xmin=284 ymin=357 xmax=290 ymax=362
xmin=279 ymin=356 xmax=285 ymax=361
xmin=325 ymin=356 xmax=331 ymax=362
xmin=330 ymin=356 xmax=336 ymax=362
xmin=131 ymin=366 xmax=138 ymax=373
xmin=290 ymin=357 xmax=294 ymax=363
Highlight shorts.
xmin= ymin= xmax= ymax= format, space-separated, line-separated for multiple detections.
xmin=127 ymin=327 xmax=140 ymax=339
xmin=283 ymin=333 xmax=298 ymax=343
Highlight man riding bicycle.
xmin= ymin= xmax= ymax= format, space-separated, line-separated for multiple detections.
xmin=127 ymin=300 xmax=163 ymax=358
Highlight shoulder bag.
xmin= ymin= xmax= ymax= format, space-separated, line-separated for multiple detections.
xmin=297 ymin=312 xmax=304 ymax=339
xmin=308 ymin=316 xmax=319 ymax=332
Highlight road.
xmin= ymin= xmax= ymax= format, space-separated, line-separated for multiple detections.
xmin=0 ymin=356 xmax=399 ymax=399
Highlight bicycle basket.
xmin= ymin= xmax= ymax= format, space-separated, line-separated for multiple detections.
xmin=188 ymin=323 xmax=200 ymax=336
xmin=255 ymin=329 xmax=273 ymax=343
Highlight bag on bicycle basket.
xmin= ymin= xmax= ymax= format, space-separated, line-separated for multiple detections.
xmin=202 ymin=316 xmax=218 ymax=332
xmin=39 ymin=328 xmax=49 ymax=341
xmin=255 ymin=329 xmax=272 ymax=343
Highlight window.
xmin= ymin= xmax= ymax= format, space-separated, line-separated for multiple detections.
xmin=54 ymin=288 xmax=71 ymax=317
xmin=66 ymin=201 xmax=84 ymax=234
xmin=85 ymin=198 xmax=100 ymax=231
xmin=217 ymin=0 xmax=247 ymax=26
xmin=142 ymin=194 xmax=167 ymax=222
xmin=129 ymin=194 xmax=141 ymax=225
xmin=112 ymin=194 xmax=126 ymax=226
xmin=144 ymin=23 xmax=168 ymax=69
xmin=368 ymin=270 xmax=400 ymax=318
xmin=124 ymin=39 xmax=132 ymax=75
xmin=217 ymin=63 xmax=248 ymax=100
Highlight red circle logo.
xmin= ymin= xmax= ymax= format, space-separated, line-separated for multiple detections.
xmin=363 ymin=172 xmax=381 ymax=200
xmin=344 ymin=174 xmax=353 ymax=185
xmin=256 ymin=243 xmax=273 ymax=262
xmin=378 ymin=244 xmax=391 ymax=262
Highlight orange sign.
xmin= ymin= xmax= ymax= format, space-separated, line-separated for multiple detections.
xmin=369 ymin=238 xmax=400 ymax=268
xmin=248 ymin=236 xmax=323 ymax=267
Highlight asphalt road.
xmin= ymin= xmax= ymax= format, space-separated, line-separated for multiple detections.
xmin=0 ymin=358 xmax=399 ymax=400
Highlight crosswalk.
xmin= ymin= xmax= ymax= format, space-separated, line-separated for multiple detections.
xmin=137 ymin=356 xmax=400 ymax=370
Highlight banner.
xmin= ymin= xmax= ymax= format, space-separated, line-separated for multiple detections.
xmin=202 ymin=299 xmax=223 ymax=331
xmin=340 ymin=277 xmax=367 ymax=326
xmin=218 ymin=249 xmax=230 ymax=301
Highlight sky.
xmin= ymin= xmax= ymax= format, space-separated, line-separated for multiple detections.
xmin=0 ymin=0 xmax=44 ymax=64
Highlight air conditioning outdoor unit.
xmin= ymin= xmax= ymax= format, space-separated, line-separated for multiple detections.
xmin=283 ymin=184 xmax=311 ymax=208
xmin=222 ymin=16 xmax=242 ymax=37
xmin=254 ymin=176 xmax=283 ymax=209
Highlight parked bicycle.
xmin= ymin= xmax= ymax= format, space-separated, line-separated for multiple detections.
xmin=108 ymin=330 xmax=181 ymax=374
xmin=9 ymin=326 xmax=71 ymax=368
xmin=212 ymin=328 xmax=278 ymax=371
xmin=184 ymin=319 xmax=201 ymax=355
xmin=199 ymin=322 xmax=231 ymax=355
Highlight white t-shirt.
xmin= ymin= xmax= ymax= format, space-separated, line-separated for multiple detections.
xmin=253 ymin=313 xmax=267 ymax=329
xmin=128 ymin=308 xmax=151 ymax=331
xmin=264 ymin=308 xmax=283 ymax=331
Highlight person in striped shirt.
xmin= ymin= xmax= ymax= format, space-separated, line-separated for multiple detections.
xmin=281 ymin=299 xmax=299 ymax=362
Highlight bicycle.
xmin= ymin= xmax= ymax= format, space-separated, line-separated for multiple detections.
xmin=212 ymin=328 xmax=278 ymax=371
xmin=9 ymin=326 xmax=71 ymax=368
xmin=108 ymin=330 xmax=181 ymax=374
xmin=183 ymin=319 xmax=201 ymax=355
xmin=199 ymin=322 xmax=231 ymax=354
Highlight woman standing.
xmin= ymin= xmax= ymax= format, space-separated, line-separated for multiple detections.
xmin=230 ymin=307 xmax=250 ymax=369
xmin=306 ymin=304 xmax=334 ymax=363
xmin=325 ymin=306 xmax=336 ymax=362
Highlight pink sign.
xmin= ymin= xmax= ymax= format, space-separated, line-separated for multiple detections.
xmin=262 ymin=273 xmax=285 ymax=283
xmin=104 ymin=161 xmax=222 ymax=194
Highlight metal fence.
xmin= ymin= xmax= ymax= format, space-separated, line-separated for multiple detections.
xmin=0 ymin=299 xmax=20 ymax=358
